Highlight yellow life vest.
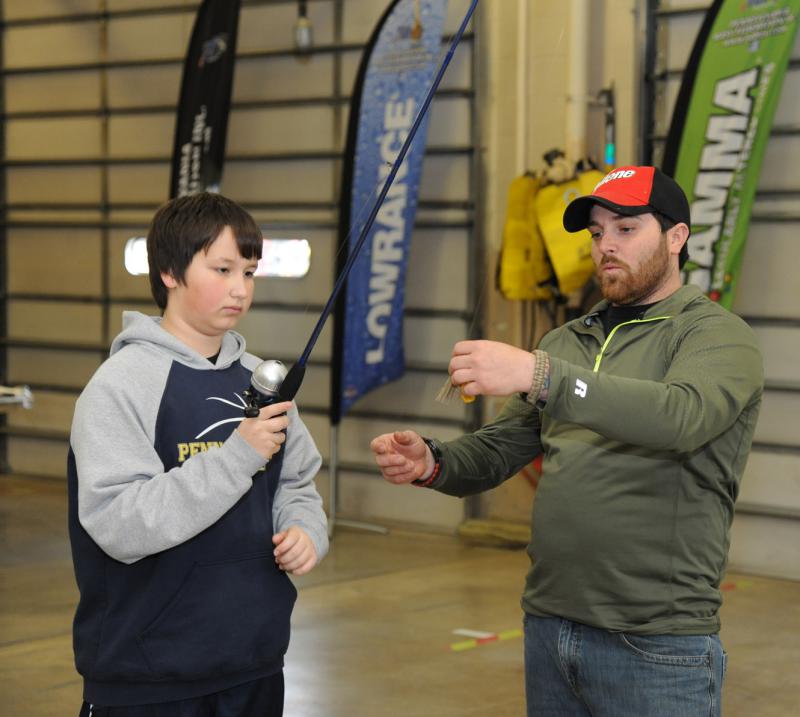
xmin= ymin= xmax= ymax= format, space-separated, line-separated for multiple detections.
xmin=497 ymin=174 xmax=554 ymax=301
xmin=498 ymin=168 xmax=604 ymax=300
xmin=534 ymin=168 xmax=603 ymax=296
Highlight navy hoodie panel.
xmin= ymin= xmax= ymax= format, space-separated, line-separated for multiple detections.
xmin=68 ymin=449 xmax=108 ymax=675
xmin=69 ymin=359 xmax=296 ymax=701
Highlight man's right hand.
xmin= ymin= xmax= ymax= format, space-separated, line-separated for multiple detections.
xmin=237 ymin=401 xmax=292 ymax=461
xmin=370 ymin=430 xmax=435 ymax=485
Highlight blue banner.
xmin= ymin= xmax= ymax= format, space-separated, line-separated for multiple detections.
xmin=334 ymin=0 xmax=448 ymax=421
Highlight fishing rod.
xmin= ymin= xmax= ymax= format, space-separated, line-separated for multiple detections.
xmin=243 ymin=0 xmax=479 ymax=417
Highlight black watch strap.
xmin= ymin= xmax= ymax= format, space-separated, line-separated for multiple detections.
xmin=413 ymin=437 xmax=442 ymax=487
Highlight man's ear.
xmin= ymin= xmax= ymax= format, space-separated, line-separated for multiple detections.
xmin=667 ymin=223 xmax=690 ymax=259
xmin=160 ymin=271 xmax=178 ymax=289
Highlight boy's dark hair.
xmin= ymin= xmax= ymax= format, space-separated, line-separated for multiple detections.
xmin=653 ymin=211 xmax=689 ymax=269
xmin=147 ymin=192 xmax=263 ymax=310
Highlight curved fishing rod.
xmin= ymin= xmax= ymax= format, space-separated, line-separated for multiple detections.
xmin=243 ymin=0 xmax=479 ymax=415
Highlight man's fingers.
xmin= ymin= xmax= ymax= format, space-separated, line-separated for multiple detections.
xmin=370 ymin=436 xmax=389 ymax=454
xmin=375 ymin=453 xmax=418 ymax=476
xmin=381 ymin=462 xmax=416 ymax=478
xmin=372 ymin=431 xmax=428 ymax=484
xmin=374 ymin=452 xmax=408 ymax=468
xmin=372 ymin=431 xmax=420 ymax=455
xmin=392 ymin=430 xmax=415 ymax=445
xmin=382 ymin=461 xmax=424 ymax=483
xmin=448 ymin=354 xmax=470 ymax=373
xmin=461 ymin=381 xmax=479 ymax=397
xmin=450 ymin=367 xmax=468 ymax=386
xmin=451 ymin=369 xmax=482 ymax=398
xmin=452 ymin=340 xmax=476 ymax=356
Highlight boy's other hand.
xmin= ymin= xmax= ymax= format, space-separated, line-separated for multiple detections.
xmin=237 ymin=401 xmax=292 ymax=461
xmin=273 ymin=526 xmax=317 ymax=575
xmin=370 ymin=430 xmax=433 ymax=485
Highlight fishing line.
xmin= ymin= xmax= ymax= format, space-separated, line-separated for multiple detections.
xmin=434 ymin=251 xmax=491 ymax=404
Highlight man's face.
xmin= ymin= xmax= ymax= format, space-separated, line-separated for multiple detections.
xmin=588 ymin=205 xmax=672 ymax=306
xmin=163 ymin=225 xmax=258 ymax=340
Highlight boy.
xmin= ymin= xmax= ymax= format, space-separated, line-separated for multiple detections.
xmin=67 ymin=192 xmax=328 ymax=716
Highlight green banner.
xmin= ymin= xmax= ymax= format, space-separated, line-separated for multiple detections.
xmin=662 ymin=0 xmax=800 ymax=308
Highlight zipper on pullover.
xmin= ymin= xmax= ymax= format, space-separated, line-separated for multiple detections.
xmin=593 ymin=316 xmax=671 ymax=372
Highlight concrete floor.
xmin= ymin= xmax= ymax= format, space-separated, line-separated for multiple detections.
xmin=2 ymin=475 xmax=799 ymax=716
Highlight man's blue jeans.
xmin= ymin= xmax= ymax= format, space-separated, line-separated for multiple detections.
xmin=523 ymin=614 xmax=726 ymax=716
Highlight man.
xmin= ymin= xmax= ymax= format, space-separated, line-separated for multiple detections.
xmin=370 ymin=166 xmax=764 ymax=716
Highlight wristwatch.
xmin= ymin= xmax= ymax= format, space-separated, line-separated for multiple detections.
xmin=412 ymin=437 xmax=442 ymax=487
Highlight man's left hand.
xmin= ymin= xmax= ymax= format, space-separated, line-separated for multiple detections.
xmin=449 ymin=340 xmax=535 ymax=398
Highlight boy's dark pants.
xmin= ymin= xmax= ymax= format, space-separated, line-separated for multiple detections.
xmin=78 ymin=672 xmax=284 ymax=717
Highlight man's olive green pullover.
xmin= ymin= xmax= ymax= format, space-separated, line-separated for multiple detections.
xmin=429 ymin=286 xmax=763 ymax=634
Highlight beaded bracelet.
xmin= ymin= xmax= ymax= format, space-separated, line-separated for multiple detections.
xmin=525 ymin=350 xmax=550 ymax=406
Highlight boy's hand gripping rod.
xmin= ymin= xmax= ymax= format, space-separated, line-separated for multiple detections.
xmin=243 ymin=0 xmax=479 ymax=417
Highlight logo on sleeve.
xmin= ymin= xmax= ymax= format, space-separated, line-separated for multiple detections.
xmin=574 ymin=379 xmax=588 ymax=398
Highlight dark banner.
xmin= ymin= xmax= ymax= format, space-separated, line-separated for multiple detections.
xmin=662 ymin=0 xmax=800 ymax=307
xmin=169 ymin=0 xmax=242 ymax=198
xmin=331 ymin=0 xmax=448 ymax=423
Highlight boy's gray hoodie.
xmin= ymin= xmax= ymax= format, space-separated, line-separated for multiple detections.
xmin=68 ymin=312 xmax=327 ymax=705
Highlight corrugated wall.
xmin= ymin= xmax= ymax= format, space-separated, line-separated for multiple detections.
xmin=647 ymin=0 xmax=800 ymax=579
xmin=0 ymin=0 xmax=481 ymax=532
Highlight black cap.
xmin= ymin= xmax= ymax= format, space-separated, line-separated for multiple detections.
xmin=563 ymin=166 xmax=691 ymax=267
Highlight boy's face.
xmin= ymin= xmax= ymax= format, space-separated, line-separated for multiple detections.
xmin=161 ymin=226 xmax=258 ymax=342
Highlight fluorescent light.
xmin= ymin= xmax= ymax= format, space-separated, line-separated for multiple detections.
xmin=124 ymin=237 xmax=149 ymax=275
xmin=256 ymin=238 xmax=311 ymax=278
xmin=124 ymin=237 xmax=311 ymax=278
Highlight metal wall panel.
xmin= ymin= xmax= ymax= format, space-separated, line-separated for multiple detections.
xmin=1 ymin=1 xmax=480 ymax=531
xmin=6 ymin=167 xmax=102 ymax=203
xmin=741 ymin=451 xmax=800 ymax=513
xmin=7 ymin=229 xmax=103 ymax=295
xmin=7 ymin=437 xmax=71 ymax=476
xmin=735 ymin=224 xmax=800 ymax=318
xmin=5 ymin=347 xmax=101 ymax=389
xmin=7 ymin=301 xmax=104 ymax=343
xmin=3 ymin=23 xmax=102 ymax=67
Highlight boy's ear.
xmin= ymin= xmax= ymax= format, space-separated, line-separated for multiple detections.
xmin=160 ymin=271 xmax=178 ymax=289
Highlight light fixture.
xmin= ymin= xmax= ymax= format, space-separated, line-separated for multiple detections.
xmin=294 ymin=0 xmax=313 ymax=54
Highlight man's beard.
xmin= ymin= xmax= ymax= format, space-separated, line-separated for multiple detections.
xmin=596 ymin=237 xmax=671 ymax=306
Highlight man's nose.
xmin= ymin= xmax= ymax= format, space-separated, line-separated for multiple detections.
xmin=596 ymin=233 xmax=617 ymax=255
